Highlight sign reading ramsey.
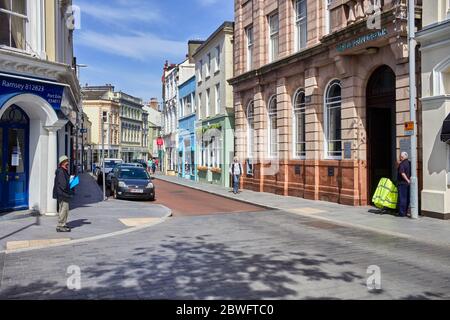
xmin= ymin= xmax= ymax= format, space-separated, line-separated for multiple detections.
xmin=0 ymin=74 xmax=65 ymax=110
xmin=336 ymin=28 xmax=388 ymax=53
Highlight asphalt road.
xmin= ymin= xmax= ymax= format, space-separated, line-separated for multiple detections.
xmin=0 ymin=181 xmax=449 ymax=300
xmin=150 ymin=179 xmax=265 ymax=217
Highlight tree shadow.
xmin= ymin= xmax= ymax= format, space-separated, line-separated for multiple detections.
xmin=0 ymin=236 xmax=370 ymax=300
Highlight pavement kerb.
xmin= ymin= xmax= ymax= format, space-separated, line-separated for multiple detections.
xmin=0 ymin=206 xmax=172 ymax=255
xmin=155 ymin=176 xmax=450 ymax=249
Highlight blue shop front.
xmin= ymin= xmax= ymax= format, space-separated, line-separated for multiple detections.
xmin=178 ymin=114 xmax=196 ymax=180
xmin=0 ymin=72 xmax=78 ymax=215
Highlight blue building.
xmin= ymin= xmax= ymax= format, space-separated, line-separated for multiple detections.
xmin=177 ymin=76 xmax=197 ymax=180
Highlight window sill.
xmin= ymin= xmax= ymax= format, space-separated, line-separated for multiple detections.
xmin=324 ymin=156 xmax=343 ymax=161
xmin=0 ymin=45 xmax=31 ymax=56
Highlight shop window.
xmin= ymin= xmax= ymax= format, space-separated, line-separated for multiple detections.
xmin=0 ymin=0 xmax=27 ymax=50
xmin=324 ymin=79 xmax=342 ymax=159
xmin=293 ymin=89 xmax=306 ymax=158
xmin=267 ymin=95 xmax=278 ymax=158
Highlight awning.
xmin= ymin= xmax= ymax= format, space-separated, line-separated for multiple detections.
xmin=441 ymin=113 xmax=450 ymax=143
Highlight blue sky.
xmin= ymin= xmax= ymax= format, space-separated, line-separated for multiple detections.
xmin=73 ymin=0 xmax=234 ymax=102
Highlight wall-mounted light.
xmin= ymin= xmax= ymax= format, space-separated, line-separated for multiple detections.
xmin=366 ymin=47 xmax=379 ymax=54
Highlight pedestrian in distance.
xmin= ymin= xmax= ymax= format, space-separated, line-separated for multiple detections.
xmin=53 ymin=156 xmax=72 ymax=232
xmin=148 ymin=158 xmax=153 ymax=173
xmin=229 ymin=156 xmax=243 ymax=194
xmin=397 ymin=152 xmax=412 ymax=217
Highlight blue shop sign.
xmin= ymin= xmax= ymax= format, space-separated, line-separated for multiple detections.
xmin=0 ymin=74 xmax=65 ymax=110
xmin=336 ymin=28 xmax=388 ymax=52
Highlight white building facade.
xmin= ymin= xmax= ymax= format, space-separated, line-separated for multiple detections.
xmin=0 ymin=0 xmax=81 ymax=215
xmin=417 ymin=0 xmax=450 ymax=219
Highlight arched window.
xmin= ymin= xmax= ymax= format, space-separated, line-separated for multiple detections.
xmin=293 ymin=89 xmax=306 ymax=158
xmin=247 ymin=101 xmax=255 ymax=158
xmin=324 ymin=80 xmax=342 ymax=159
xmin=267 ymin=95 xmax=278 ymax=158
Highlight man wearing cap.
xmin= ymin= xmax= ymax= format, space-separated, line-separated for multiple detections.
xmin=53 ymin=155 xmax=72 ymax=232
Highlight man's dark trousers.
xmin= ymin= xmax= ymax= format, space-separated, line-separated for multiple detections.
xmin=398 ymin=184 xmax=410 ymax=217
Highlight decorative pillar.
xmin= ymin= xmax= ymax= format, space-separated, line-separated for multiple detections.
xmin=276 ymin=77 xmax=290 ymax=196
xmin=44 ymin=127 xmax=58 ymax=216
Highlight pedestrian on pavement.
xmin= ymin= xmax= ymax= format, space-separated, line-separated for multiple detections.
xmin=397 ymin=152 xmax=411 ymax=217
xmin=53 ymin=155 xmax=72 ymax=232
xmin=148 ymin=158 xmax=153 ymax=173
xmin=229 ymin=156 xmax=243 ymax=194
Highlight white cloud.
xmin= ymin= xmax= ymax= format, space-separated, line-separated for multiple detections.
xmin=197 ymin=0 xmax=220 ymax=6
xmin=76 ymin=0 xmax=162 ymax=24
xmin=78 ymin=31 xmax=186 ymax=61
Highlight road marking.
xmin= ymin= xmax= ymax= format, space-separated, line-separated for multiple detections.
xmin=286 ymin=207 xmax=327 ymax=215
xmin=6 ymin=239 xmax=71 ymax=251
xmin=119 ymin=218 xmax=162 ymax=227
xmin=1 ymin=207 xmax=172 ymax=254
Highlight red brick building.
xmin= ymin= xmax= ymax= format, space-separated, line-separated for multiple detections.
xmin=229 ymin=0 xmax=422 ymax=206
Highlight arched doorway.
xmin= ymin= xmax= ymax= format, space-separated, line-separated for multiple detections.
xmin=0 ymin=105 xmax=29 ymax=211
xmin=366 ymin=65 xmax=397 ymax=201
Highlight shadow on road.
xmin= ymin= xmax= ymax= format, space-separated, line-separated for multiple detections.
xmin=0 ymin=235 xmax=406 ymax=300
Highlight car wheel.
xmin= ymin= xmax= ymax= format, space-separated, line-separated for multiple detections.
xmin=149 ymin=195 xmax=155 ymax=201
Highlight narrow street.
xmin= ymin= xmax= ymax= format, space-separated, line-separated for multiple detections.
xmin=150 ymin=179 xmax=265 ymax=216
xmin=0 ymin=178 xmax=449 ymax=300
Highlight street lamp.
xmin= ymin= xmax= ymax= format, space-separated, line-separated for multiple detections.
xmin=408 ymin=0 xmax=419 ymax=219
xmin=76 ymin=64 xmax=88 ymax=81
xmin=102 ymin=111 xmax=107 ymax=201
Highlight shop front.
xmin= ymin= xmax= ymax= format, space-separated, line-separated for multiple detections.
xmin=196 ymin=114 xmax=234 ymax=188
xmin=178 ymin=114 xmax=196 ymax=180
xmin=0 ymin=72 xmax=78 ymax=214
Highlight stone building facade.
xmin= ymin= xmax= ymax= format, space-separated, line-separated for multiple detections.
xmin=416 ymin=0 xmax=450 ymax=219
xmin=82 ymin=86 xmax=121 ymax=164
xmin=194 ymin=22 xmax=235 ymax=188
xmin=229 ymin=0 xmax=422 ymax=206
xmin=0 ymin=0 xmax=81 ymax=214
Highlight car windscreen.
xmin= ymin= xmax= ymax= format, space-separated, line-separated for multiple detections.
xmin=118 ymin=168 xmax=149 ymax=180
xmin=105 ymin=161 xmax=122 ymax=168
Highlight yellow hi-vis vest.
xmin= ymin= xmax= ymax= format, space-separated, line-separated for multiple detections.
xmin=372 ymin=178 xmax=398 ymax=210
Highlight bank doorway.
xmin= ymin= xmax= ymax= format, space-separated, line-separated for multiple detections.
xmin=0 ymin=105 xmax=29 ymax=212
xmin=366 ymin=65 xmax=397 ymax=202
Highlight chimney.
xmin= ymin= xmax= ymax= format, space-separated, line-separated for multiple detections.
xmin=150 ymin=98 xmax=159 ymax=110
xmin=187 ymin=40 xmax=204 ymax=63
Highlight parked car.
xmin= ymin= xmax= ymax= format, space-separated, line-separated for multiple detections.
xmin=106 ymin=163 xmax=144 ymax=188
xmin=96 ymin=158 xmax=123 ymax=185
xmin=110 ymin=166 xmax=155 ymax=201
xmin=132 ymin=159 xmax=148 ymax=170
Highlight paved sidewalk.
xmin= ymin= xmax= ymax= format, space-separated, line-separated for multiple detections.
xmin=155 ymin=174 xmax=450 ymax=247
xmin=0 ymin=174 xmax=171 ymax=252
